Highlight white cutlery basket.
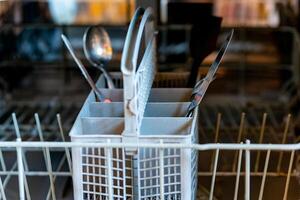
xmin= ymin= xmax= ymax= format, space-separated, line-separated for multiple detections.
xmin=69 ymin=7 xmax=199 ymax=200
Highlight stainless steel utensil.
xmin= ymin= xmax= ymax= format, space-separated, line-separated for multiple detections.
xmin=83 ymin=26 xmax=115 ymax=89
xmin=186 ymin=30 xmax=234 ymax=117
xmin=61 ymin=34 xmax=110 ymax=102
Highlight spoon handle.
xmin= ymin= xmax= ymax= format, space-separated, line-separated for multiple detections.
xmin=98 ymin=66 xmax=115 ymax=89
xmin=61 ymin=34 xmax=105 ymax=102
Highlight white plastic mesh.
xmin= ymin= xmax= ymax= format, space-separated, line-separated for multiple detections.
xmin=135 ymin=37 xmax=156 ymax=131
xmin=82 ymin=147 xmax=129 ymax=200
xmin=138 ymin=147 xmax=181 ymax=200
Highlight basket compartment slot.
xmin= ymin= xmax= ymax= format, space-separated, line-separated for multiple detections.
xmin=89 ymin=102 xmax=190 ymax=117
xmin=89 ymin=102 xmax=124 ymax=117
xmin=148 ymin=88 xmax=192 ymax=102
xmin=97 ymin=72 xmax=191 ymax=89
xmin=80 ymin=117 xmax=192 ymax=136
xmin=81 ymin=118 xmax=124 ymax=135
xmin=140 ymin=118 xmax=192 ymax=136
xmin=89 ymin=88 xmax=192 ymax=103
xmin=144 ymin=103 xmax=189 ymax=117
xmin=97 ymin=89 xmax=123 ymax=102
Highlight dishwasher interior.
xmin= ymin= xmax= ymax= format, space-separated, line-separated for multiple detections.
xmin=0 ymin=1 xmax=300 ymax=199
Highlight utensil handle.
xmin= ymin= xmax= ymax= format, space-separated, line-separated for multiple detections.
xmin=61 ymin=34 xmax=105 ymax=102
xmin=187 ymin=30 xmax=234 ymax=116
xmin=98 ymin=66 xmax=115 ymax=89
xmin=186 ymin=79 xmax=210 ymax=117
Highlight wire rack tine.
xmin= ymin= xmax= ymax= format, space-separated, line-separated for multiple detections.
xmin=258 ymin=149 xmax=271 ymax=200
xmin=255 ymin=113 xmax=267 ymax=172
xmin=12 ymin=113 xmax=31 ymax=200
xmin=43 ymin=114 xmax=73 ymax=200
xmin=2 ymin=163 xmax=17 ymax=191
xmin=12 ymin=113 xmax=21 ymax=139
xmin=277 ymin=114 xmax=291 ymax=173
xmin=245 ymin=140 xmax=251 ymax=200
xmin=233 ymin=143 xmax=243 ymax=200
xmin=16 ymin=138 xmax=25 ymax=200
xmin=210 ymin=113 xmax=221 ymax=172
xmin=233 ymin=113 xmax=246 ymax=172
xmin=12 ymin=113 xmax=30 ymax=171
xmin=0 ymin=175 xmax=6 ymax=200
xmin=0 ymin=149 xmax=6 ymax=173
xmin=56 ymin=113 xmax=72 ymax=172
xmin=283 ymin=150 xmax=295 ymax=200
xmin=209 ymin=148 xmax=219 ymax=200
xmin=0 ymin=142 xmax=7 ymax=200
xmin=34 ymin=113 xmax=56 ymax=200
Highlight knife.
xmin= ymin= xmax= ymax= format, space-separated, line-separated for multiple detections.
xmin=186 ymin=30 xmax=234 ymax=117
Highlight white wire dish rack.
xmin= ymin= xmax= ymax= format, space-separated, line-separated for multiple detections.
xmin=0 ymin=114 xmax=298 ymax=199
xmin=0 ymin=72 xmax=299 ymax=199
xmin=0 ymin=70 xmax=297 ymax=199
xmin=0 ymin=68 xmax=299 ymax=199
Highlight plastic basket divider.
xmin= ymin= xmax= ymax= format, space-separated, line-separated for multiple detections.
xmin=148 ymin=88 xmax=192 ymax=102
xmin=81 ymin=118 xmax=124 ymax=136
xmin=89 ymin=102 xmax=190 ymax=118
xmin=86 ymin=87 xmax=193 ymax=103
xmin=98 ymin=72 xmax=191 ymax=89
xmin=80 ymin=117 xmax=193 ymax=137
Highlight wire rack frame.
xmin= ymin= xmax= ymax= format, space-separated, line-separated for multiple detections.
xmin=0 ymin=112 xmax=298 ymax=200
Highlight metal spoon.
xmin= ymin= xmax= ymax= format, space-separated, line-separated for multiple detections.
xmin=61 ymin=34 xmax=110 ymax=102
xmin=83 ymin=26 xmax=115 ymax=89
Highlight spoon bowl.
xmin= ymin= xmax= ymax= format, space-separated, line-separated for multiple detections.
xmin=83 ymin=27 xmax=115 ymax=88
xmin=83 ymin=26 xmax=113 ymax=66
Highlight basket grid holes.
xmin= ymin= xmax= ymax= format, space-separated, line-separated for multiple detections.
xmin=139 ymin=148 xmax=181 ymax=199
xmin=82 ymin=147 xmax=130 ymax=199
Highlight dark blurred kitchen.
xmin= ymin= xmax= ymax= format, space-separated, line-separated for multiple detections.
xmin=0 ymin=0 xmax=300 ymax=199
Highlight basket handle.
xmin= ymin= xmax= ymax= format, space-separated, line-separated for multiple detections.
xmin=121 ymin=8 xmax=156 ymax=153
xmin=132 ymin=8 xmax=154 ymax=73
xmin=121 ymin=7 xmax=155 ymax=116
xmin=121 ymin=7 xmax=144 ymax=76
xmin=121 ymin=7 xmax=154 ymax=76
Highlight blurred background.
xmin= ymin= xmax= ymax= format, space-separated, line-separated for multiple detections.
xmin=0 ymin=0 xmax=298 ymax=100
xmin=0 ymin=1 xmax=300 ymax=199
